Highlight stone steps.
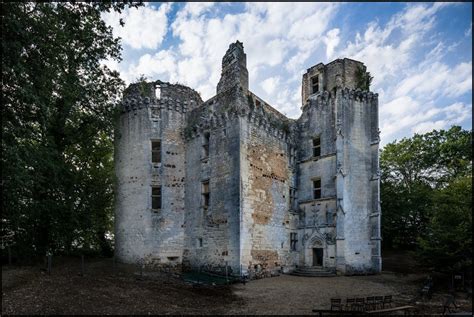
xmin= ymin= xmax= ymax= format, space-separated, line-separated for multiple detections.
xmin=290 ymin=266 xmax=337 ymax=277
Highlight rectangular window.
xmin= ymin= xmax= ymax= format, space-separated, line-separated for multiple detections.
xmin=197 ymin=238 xmax=203 ymax=248
xmin=290 ymin=233 xmax=298 ymax=251
xmin=312 ymin=137 xmax=321 ymax=157
xmin=202 ymin=133 xmax=210 ymax=158
xmin=202 ymin=180 xmax=210 ymax=209
xmin=289 ymin=146 xmax=296 ymax=165
xmin=313 ymin=179 xmax=321 ymax=199
xmin=311 ymin=76 xmax=319 ymax=94
xmin=151 ymin=140 xmax=161 ymax=163
xmin=152 ymin=186 xmax=161 ymax=210
xmin=289 ymin=187 xmax=296 ymax=207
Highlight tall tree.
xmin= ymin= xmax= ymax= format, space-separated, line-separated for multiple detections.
xmin=418 ymin=176 xmax=472 ymax=272
xmin=2 ymin=1 xmax=141 ymax=257
xmin=380 ymin=126 xmax=472 ymax=268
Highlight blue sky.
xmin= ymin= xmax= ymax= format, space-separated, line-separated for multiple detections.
xmin=102 ymin=2 xmax=472 ymax=146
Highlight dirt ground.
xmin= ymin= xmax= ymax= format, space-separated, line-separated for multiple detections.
xmin=2 ymin=256 xmax=472 ymax=315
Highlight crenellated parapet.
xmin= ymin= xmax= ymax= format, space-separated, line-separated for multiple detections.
xmin=303 ymin=88 xmax=378 ymax=108
xmin=119 ymin=79 xmax=203 ymax=115
xmin=183 ymin=89 xmax=298 ymax=144
xmin=118 ymin=96 xmax=200 ymax=115
xmin=340 ymin=87 xmax=378 ymax=102
xmin=184 ymin=105 xmax=242 ymax=140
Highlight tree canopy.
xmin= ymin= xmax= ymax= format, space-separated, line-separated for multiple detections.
xmin=380 ymin=126 xmax=472 ymax=272
xmin=2 ymin=1 xmax=141 ymax=258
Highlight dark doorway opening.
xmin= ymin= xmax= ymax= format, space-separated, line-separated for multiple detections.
xmin=313 ymin=248 xmax=323 ymax=266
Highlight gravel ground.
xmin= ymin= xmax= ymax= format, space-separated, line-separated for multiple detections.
xmin=2 ymin=257 xmax=472 ymax=315
xmin=231 ymin=274 xmax=406 ymax=315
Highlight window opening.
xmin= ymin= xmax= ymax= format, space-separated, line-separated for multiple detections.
xmin=202 ymin=180 xmax=210 ymax=209
xmin=152 ymin=186 xmax=161 ymax=210
xmin=290 ymin=233 xmax=298 ymax=251
xmin=311 ymin=75 xmax=319 ymax=94
xmin=313 ymin=179 xmax=321 ymax=199
xmin=203 ymin=133 xmax=210 ymax=158
xmin=152 ymin=140 xmax=161 ymax=163
xmin=312 ymin=137 xmax=321 ymax=157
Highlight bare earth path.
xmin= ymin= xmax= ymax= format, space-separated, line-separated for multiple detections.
xmin=2 ymin=257 xmax=472 ymax=315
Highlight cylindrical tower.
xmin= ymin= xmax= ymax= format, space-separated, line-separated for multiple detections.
xmin=114 ymin=80 xmax=202 ymax=267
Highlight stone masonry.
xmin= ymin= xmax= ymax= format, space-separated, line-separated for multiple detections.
xmin=114 ymin=41 xmax=382 ymax=277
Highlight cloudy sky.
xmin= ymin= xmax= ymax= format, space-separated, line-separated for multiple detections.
xmin=102 ymin=2 xmax=472 ymax=145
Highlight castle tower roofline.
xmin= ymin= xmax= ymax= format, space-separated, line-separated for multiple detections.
xmin=301 ymin=58 xmax=368 ymax=105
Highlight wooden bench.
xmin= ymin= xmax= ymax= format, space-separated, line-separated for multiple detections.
xmin=366 ymin=305 xmax=415 ymax=315
xmin=312 ymin=309 xmax=364 ymax=316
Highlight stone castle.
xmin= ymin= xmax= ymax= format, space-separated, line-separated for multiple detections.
xmin=114 ymin=41 xmax=381 ymax=277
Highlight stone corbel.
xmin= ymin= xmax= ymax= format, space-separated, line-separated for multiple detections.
xmin=337 ymin=199 xmax=345 ymax=215
xmin=337 ymin=127 xmax=344 ymax=138
xmin=338 ymin=168 xmax=346 ymax=177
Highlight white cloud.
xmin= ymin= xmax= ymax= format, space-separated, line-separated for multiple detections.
xmin=102 ymin=3 xmax=171 ymax=50
xmin=339 ymin=3 xmax=453 ymax=88
xmin=260 ymin=76 xmax=280 ymax=95
xmin=101 ymin=58 xmax=120 ymax=73
xmin=125 ymin=50 xmax=178 ymax=84
xmin=331 ymin=2 xmax=471 ymax=144
xmin=323 ymin=28 xmax=340 ymax=59
xmin=182 ymin=2 xmax=215 ymax=17
xmin=410 ymin=102 xmax=471 ymax=134
xmin=465 ymin=23 xmax=472 ymax=37
xmin=380 ymin=96 xmax=471 ymax=143
xmin=394 ymin=61 xmax=472 ymax=100
xmin=105 ymin=2 xmax=471 ymax=144
xmin=164 ymin=1 xmax=338 ymax=107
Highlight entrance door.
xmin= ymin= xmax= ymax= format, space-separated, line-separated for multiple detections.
xmin=313 ymin=248 xmax=323 ymax=266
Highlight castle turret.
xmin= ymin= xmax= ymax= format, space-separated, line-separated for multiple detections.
xmin=114 ymin=80 xmax=202 ymax=267
xmin=301 ymin=58 xmax=369 ymax=106
xmin=217 ymin=40 xmax=249 ymax=94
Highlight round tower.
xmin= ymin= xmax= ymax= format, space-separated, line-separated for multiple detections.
xmin=114 ymin=80 xmax=202 ymax=267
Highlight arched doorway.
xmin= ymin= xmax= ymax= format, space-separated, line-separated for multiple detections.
xmin=308 ymin=236 xmax=325 ymax=267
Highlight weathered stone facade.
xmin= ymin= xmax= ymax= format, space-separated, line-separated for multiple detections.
xmin=114 ymin=41 xmax=382 ymax=277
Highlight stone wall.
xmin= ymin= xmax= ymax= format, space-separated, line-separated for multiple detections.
xmin=115 ymin=41 xmax=381 ymax=277
xmin=296 ymin=91 xmax=338 ymax=269
xmin=240 ymin=112 xmax=298 ymax=276
xmin=335 ymin=88 xmax=380 ymax=274
xmin=183 ymin=115 xmax=241 ymax=275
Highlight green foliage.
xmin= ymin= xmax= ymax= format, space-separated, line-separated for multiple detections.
xmin=418 ymin=176 xmax=472 ymax=272
xmin=2 ymin=1 xmax=142 ymax=258
xmin=380 ymin=126 xmax=472 ymax=272
xmin=355 ymin=66 xmax=373 ymax=91
xmin=123 ymin=74 xmax=153 ymax=97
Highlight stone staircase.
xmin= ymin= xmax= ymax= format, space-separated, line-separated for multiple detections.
xmin=290 ymin=266 xmax=337 ymax=277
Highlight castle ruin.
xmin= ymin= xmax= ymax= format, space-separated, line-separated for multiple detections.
xmin=114 ymin=41 xmax=381 ymax=277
